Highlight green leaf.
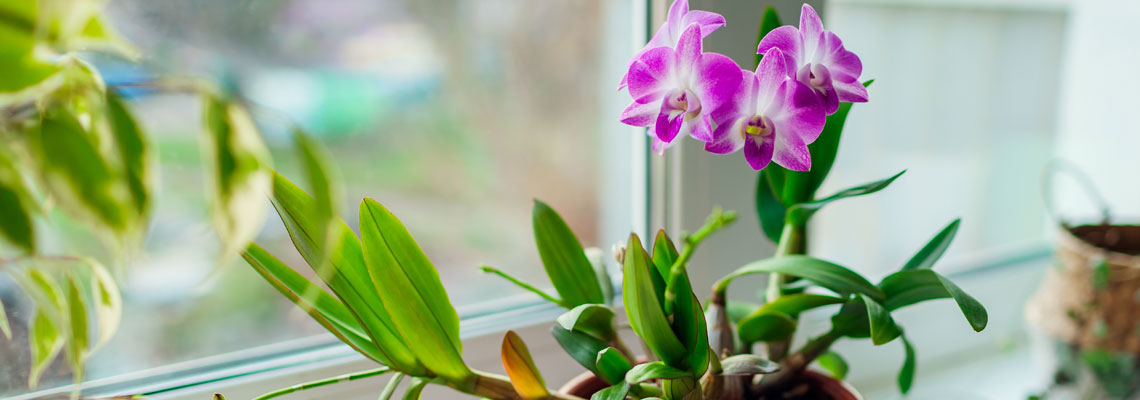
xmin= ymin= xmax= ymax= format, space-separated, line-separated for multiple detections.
xmin=532 ymin=200 xmax=605 ymax=307
xmin=756 ymin=293 xmax=844 ymax=318
xmin=724 ymin=301 xmax=761 ymax=324
xmin=480 ymin=265 xmax=565 ymax=307
xmin=293 ymin=128 xmax=340 ymax=265
xmin=861 ymin=294 xmax=901 ymax=346
xmin=898 ymin=336 xmax=916 ymax=394
xmin=768 ymin=81 xmax=875 ymax=207
xmin=106 ymin=91 xmax=152 ymax=223
xmin=754 ymin=171 xmax=787 ymax=244
xmin=651 ymin=230 xmax=679 ymax=281
xmin=720 ymin=354 xmax=780 ymax=376
xmin=28 ymin=308 xmax=63 ymax=388
xmin=36 ymin=110 xmax=130 ymax=232
xmin=717 ymin=255 xmax=884 ymax=302
xmin=557 ymin=304 xmax=617 ymax=341
xmin=754 ymin=6 xmax=782 ymax=68
xmin=270 ymin=172 xmax=422 ymax=374
xmin=501 ymin=330 xmax=548 ymax=399
xmin=816 ymin=352 xmax=849 ymax=380
xmin=901 ymin=219 xmax=960 ymax=271
xmin=1093 ymin=259 xmax=1111 ymax=290
xmin=84 ymin=260 xmax=121 ymax=352
xmin=403 ymin=378 xmax=428 ymax=400
xmin=64 ymin=273 xmax=89 ymax=383
xmin=0 ymin=296 xmax=10 ymax=339
xmin=359 ymin=198 xmax=471 ymax=386
xmin=625 ymin=362 xmax=689 ymax=384
xmin=0 ymin=53 xmax=60 ymax=93
xmin=203 ymin=96 xmax=271 ymax=257
xmin=738 ymin=311 xmax=796 ymax=344
xmin=786 ymin=170 xmax=905 ymax=226
xmin=596 ymin=347 xmax=633 ymax=385
xmin=0 ymin=175 xmax=34 ymax=253
xmin=879 ymin=269 xmax=988 ymax=331
xmin=551 ymin=325 xmax=609 ymax=377
xmin=242 ymin=243 xmax=389 ymax=364
xmin=591 ymin=383 xmax=630 ymax=400
xmin=831 ymin=298 xmax=870 ymax=338
xmin=670 ymin=271 xmax=710 ymax=376
xmin=622 ymin=233 xmax=687 ymax=366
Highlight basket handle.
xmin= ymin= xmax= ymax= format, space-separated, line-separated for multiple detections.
xmin=1042 ymin=159 xmax=1112 ymax=226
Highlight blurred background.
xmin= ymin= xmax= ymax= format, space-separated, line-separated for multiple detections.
xmin=3 ymin=0 xmax=1139 ymax=398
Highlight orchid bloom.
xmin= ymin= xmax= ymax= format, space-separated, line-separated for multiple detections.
xmin=706 ymin=48 xmax=825 ymax=171
xmin=618 ymin=0 xmax=725 ymax=90
xmin=756 ymin=4 xmax=867 ymax=115
xmin=621 ymin=23 xmax=742 ymax=152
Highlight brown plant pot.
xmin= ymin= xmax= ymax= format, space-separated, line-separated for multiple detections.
xmin=558 ymin=370 xmax=862 ymax=400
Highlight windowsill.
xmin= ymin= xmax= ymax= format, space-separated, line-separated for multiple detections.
xmin=862 ymin=342 xmax=1042 ymax=399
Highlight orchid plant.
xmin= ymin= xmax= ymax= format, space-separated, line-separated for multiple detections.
xmin=234 ymin=3 xmax=988 ymax=400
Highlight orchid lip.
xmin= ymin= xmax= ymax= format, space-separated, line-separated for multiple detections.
xmin=665 ymin=88 xmax=702 ymax=121
xmin=798 ymin=63 xmax=833 ymax=95
xmin=741 ymin=114 xmax=774 ymax=139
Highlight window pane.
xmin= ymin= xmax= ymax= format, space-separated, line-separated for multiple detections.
xmin=810 ymin=4 xmax=1065 ymax=277
xmin=0 ymin=0 xmax=634 ymax=395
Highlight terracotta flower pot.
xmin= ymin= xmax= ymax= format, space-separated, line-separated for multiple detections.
xmin=558 ymin=369 xmax=862 ymax=400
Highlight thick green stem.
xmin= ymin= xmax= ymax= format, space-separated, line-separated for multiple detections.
xmin=764 ymin=223 xmax=804 ymax=303
xmin=251 ymin=367 xmax=391 ymax=400
xmin=662 ymin=375 xmax=702 ymax=400
xmin=765 ymin=223 xmax=805 ymax=362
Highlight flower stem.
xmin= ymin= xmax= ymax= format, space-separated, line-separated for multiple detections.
xmin=251 ymin=367 xmax=390 ymax=400
xmin=664 ymin=208 xmax=737 ymax=315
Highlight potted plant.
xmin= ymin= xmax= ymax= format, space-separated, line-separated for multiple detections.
xmin=227 ymin=3 xmax=989 ymax=399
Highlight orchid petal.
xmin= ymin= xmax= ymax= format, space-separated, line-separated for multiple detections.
xmin=756 ymin=26 xmax=803 ymax=77
xmin=692 ymin=52 xmax=743 ymax=115
xmin=777 ymin=81 xmax=827 ymax=144
xmin=655 ymin=102 xmax=685 ymax=144
xmin=690 ymin=113 xmax=714 ymax=142
xmin=834 ymin=79 xmax=869 ymax=103
xmin=744 ymin=135 xmax=774 ymax=171
xmin=820 ymin=32 xmax=862 ymax=81
xmin=621 ymin=98 xmax=661 ymax=127
xmin=772 ymin=126 xmax=811 ymax=171
xmin=799 ymin=4 xmax=825 ymax=56
xmin=706 ymin=117 xmax=745 ymax=154
xmin=666 ymin=0 xmax=690 ymax=34
xmin=627 ymin=48 xmax=676 ymax=100
xmin=682 ymin=10 xmax=726 ymax=36
xmin=675 ymin=23 xmax=703 ymax=71
xmin=755 ymin=48 xmax=789 ymax=101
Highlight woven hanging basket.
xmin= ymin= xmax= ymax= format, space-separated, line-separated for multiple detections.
xmin=1026 ymin=224 xmax=1140 ymax=352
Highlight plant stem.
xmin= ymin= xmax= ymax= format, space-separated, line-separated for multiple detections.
xmin=378 ymin=373 xmax=406 ymax=399
xmin=764 ymin=223 xmax=804 ymax=303
xmin=664 ymin=208 xmax=737 ymax=314
xmin=754 ymin=329 xmax=842 ymax=393
xmin=251 ymin=367 xmax=390 ymax=400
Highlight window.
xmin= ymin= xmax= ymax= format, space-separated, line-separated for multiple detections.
xmin=1 ymin=0 xmax=641 ymax=397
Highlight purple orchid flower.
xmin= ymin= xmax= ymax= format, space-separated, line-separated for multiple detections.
xmin=706 ymin=47 xmax=825 ymax=171
xmin=756 ymin=4 xmax=867 ymax=115
xmin=618 ymin=0 xmax=726 ymax=90
xmin=621 ymin=23 xmax=742 ymax=153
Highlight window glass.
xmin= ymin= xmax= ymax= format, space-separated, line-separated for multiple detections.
xmin=0 ymin=0 xmax=634 ymax=395
xmin=810 ymin=3 xmax=1065 ymax=277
